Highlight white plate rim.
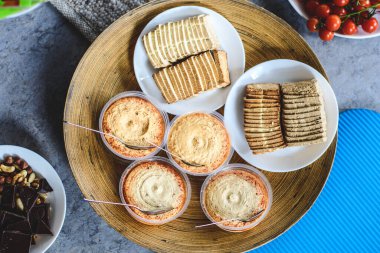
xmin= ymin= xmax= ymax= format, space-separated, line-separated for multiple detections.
xmin=287 ymin=0 xmax=380 ymax=39
xmin=133 ymin=5 xmax=245 ymax=115
xmin=0 ymin=145 xmax=66 ymax=253
xmin=2 ymin=2 xmax=43 ymax=20
xmin=224 ymin=59 xmax=339 ymax=172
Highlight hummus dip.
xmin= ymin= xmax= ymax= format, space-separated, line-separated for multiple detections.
xmin=123 ymin=160 xmax=187 ymax=221
xmin=167 ymin=113 xmax=231 ymax=174
xmin=102 ymin=96 xmax=165 ymax=158
xmin=204 ymin=169 xmax=268 ymax=228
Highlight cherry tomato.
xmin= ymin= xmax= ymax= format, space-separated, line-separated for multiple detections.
xmin=333 ymin=0 xmax=349 ymax=7
xmin=359 ymin=0 xmax=371 ymax=7
xmin=319 ymin=29 xmax=334 ymax=41
xmin=325 ymin=15 xmax=342 ymax=31
xmin=316 ymin=4 xmax=331 ymax=19
xmin=331 ymin=6 xmax=347 ymax=17
xmin=354 ymin=5 xmax=366 ymax=11
xmin=342 ymin=19 xmax=358 ymax=35
xmin=305 ymin=0 xmax=320 ymax=16
xmin=362 ymin=17 xmax=379 ymax=33
xmin=307 ymin=18 xmax=320 ymax=32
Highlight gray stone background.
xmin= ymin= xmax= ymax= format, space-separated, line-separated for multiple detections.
xmin=0 ymin=1 xmax=378 ymax=253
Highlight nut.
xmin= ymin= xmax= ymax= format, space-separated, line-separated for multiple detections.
xmin=16 ymin=197 xmax=24 ymax=211
xmin=31 ymin=182 xmax=39 ymax=189
xmin=0 ymin=164 xmax=16 ymax=173
xmin=0 ymin=176 xmax=5 ymax=185
xmin=21 ymin=161 xmax=29 ymax=170
xmin=5 ymin=177 xmax=12 ymax=184
xmin=4 ymin=156 xmax=14 ymax=165
xmin=14 ymin=158 xmax=22 ymax=166
xmin=39 ymin=193 xmax=48 ymax=201
xmin=21 ymin=178 xmax=30 ymax=187
xmin=27 ymin=168 xmax=33 ymax=175
xmin=28 ymin=172 xmax=36 ymax=183
xmin=12 ymin=170 xmax=27 ymax=185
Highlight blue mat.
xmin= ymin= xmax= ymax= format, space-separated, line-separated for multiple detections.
xmin=253 ymin=109 xmax=380 ymax=252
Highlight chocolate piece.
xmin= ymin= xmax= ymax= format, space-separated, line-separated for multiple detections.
xmin=0 ymin=186 xmax=16 ymax=210
xmin=35 ymin=220 xmax=52 ymax=235
xmin=0 ymin=231 xmax=31 ymax=253
xmin=17 ymin=187 xmax=38 ymax=212
xmin=6 ymin=220 xmax=31 ymax=235
xmin=0 ymin=211 xmax=25 ymax=231
xmin=29 ymin=204 xmax=51 ymax=235
xmin=37 ymin=179 xmax=53 ymax=193
xmin=0 ymin=211 xmax=26 ymax=242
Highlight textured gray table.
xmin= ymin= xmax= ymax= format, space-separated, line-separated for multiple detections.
xmin=0 ymin=1 xmax=378 ymax=253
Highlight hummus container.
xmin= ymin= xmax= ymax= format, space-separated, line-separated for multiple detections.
xmin=200 ymin=163 xmax=272 ymax=232
xmin=165 ymin=111 xmax=234 ymax=177
xmin=119 ymin=156 xmax=191 ymax=225
xmin=99 ymin=91 xmax=169 ymax=162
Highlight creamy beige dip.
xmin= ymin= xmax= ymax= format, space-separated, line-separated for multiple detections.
xmin=102 ymin=97 xmax=165 ymax=158
xmin=168 ymin=113 xmax=230 ymax=173
xmin=205 ymin=171 xmax=266 ymax=221
xmin=124 ymin=161 xmax=185 ymax=213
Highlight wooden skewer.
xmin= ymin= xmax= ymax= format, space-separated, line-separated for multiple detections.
xmin=84 ymin=198 xmax=173 ymax=215
xmin=63 ymin=121 xmax=204 ymax=167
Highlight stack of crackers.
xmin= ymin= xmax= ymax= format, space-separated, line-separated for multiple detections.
xmin=243 ymin=84 xmax=286 ymax=154
xmin=243 ymin=79 xmax=327 ymax=155
xmin=281 ymin=79 xmax=327 ymax=146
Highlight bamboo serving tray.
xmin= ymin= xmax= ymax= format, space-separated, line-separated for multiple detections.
xmin=63 ymin=0 xmax=337 ymax=252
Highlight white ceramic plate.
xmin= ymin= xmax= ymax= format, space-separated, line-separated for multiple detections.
xmin=288 ymin=0 xmax=380 ymax=39
xmin=3 ymin=3 xmax=42 ymax=19
xmin=224 ymin=59 xmax=339 ymax=172
xmin=0 ymin=145 xmax=66 ymax=253
xmin=133 ymin=6 xmax=245 ymax=115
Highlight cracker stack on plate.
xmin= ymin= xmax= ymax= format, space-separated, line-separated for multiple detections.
xmin=153 ymin=50 xmax=230 ymax=103
xmin=281 ymin=79 xmax=327 ymax=146
xmin=243 ymin=84 xmax=286 ymax=154
xmin=144 ymin=15 xmax=231 ymax=104
xmin=143 ymin=15 xmax=219 ymax=69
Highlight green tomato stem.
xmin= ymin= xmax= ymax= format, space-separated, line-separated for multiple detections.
xmin=341 ymin=3 xmax=380 ymax=23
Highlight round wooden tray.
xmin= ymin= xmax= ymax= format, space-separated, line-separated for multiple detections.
xmin=63 ymin=1 xmax=337 ymax=252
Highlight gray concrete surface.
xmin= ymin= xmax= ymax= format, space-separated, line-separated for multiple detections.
xmin=0 ymin=1 xmax=378 ymax=252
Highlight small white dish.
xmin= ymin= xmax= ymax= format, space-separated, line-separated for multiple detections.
xmin=133 ymin=6 xmax=245 ymax=115
xmin=288 ymin=0 xmax=380 ymax=39
xmin=224 ymin=59 xmax=339 ymax=172
xmin=0 ymin=145 xmax=66 ymax=253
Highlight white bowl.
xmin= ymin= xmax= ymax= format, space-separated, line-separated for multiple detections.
xmin=224 ymin=59 xmax=339 ymax=172
xmin=0 ymin=145 xmax=66 ymax=253
xmin=288 ymin=0 xmax=380 ymax=39
xmin=133 ymin=6 xmax=245 ymax=115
